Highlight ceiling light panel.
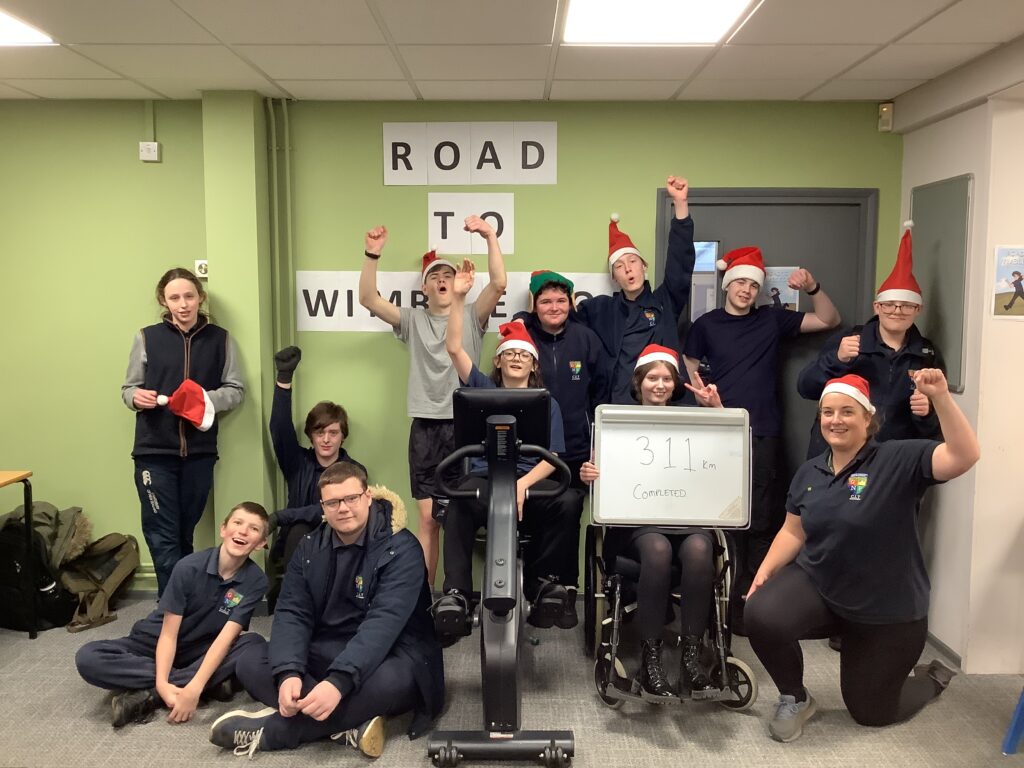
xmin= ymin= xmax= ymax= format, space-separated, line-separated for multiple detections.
xmin=563 ymin=0 xmax=751 ymax=45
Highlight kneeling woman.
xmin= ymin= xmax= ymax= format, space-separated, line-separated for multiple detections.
xmin=745 ymin=372 xmax=979 ymax=742
xmin=581 ymin=345 xmax=723 ymax=700
xmin=435 ymin=261 xmax=583 ymax=637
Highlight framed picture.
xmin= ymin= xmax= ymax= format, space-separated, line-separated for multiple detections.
xmin=992 ymin=246 xmax=1024 ymax=319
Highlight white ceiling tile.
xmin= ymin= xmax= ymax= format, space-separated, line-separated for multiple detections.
xmin=375 ymin=0 xmax=556 ymax=44
xmin=700 ymin=45 xmax=874 ymax=80
xmin=0 ymin=0 xmax=216 ymax=44
xmin=3 ymin=78 xmax=163 ymax=98
xmin=900 ymin=0 xmax=1024 ymax=44
xmin=277 ymin=80 xmax=416 ymax=100
xmin=173 ymin=0 xmax=384 ymax=45
xmin=400 ymin=45 xmax=550 ymax=80
xmin=0 ymin=46 xmax=118 ymax=78
xmin=554 ymin=46 xmax=710 ymax=80
xmin=236 ymin=45 xmax=403 ymax=79
xmin=549 ymin=80 xmax=682 ymax=100
xmin=804 ymin=79 xmax=927 ymax=100
xmin=417 ymin=80 xmax=545 ymax=100
xmin=844 ymin=43 xmax=996 ymax=80
xmin=0 ymin=81 xmax=39 ymax=98
xmin=731 ymin=0 xmax=951 ymax=44
xmin=679 ymin=78 xmax=823 ymax=100
xmin=70 ymin=44 xmax=266 ymax=79
xmin=135 ymin=76 xmax=288 ymax=99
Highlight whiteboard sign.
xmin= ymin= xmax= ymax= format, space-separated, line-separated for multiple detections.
xmin=592 ymin=405 xmax=751 ymax=529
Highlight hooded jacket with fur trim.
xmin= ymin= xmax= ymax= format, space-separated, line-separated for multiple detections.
xmin=268 ymin=485 xmax=444 ymax=738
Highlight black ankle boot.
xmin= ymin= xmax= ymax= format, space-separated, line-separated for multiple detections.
xmin=679 ymin=636 xmax=715 ymax=700
xmin=640 ymin=638 xmax=675 ymax=698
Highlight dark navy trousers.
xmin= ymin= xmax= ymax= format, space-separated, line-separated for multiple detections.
xmin=234 ymin=637 xmax=418 ymax=750
xmin=133 ymin=454 xmax=217 ymax=596
xmin=75 ymin=632 xmax=264 ymax=692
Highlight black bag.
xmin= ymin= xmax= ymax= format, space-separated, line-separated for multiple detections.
xmin=0 ymin=522 xmax=78 ymax=632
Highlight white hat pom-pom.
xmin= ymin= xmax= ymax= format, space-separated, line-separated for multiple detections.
xmin=430 ymin=243 xmax=438 ymax=251
xmin=716 ymin=258 xmax=728 ymax=271
xmin=157 ymin=395 xmax=169 ymax=406
xmin=610 ymin=212 xmax=619 ymax=223
xmin=903 ymin=219 xmax=914 ymax=229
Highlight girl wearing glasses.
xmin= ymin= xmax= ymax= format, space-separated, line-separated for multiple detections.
xmin=121 ymin=268 xmax=244 ymax=596
xmin=797 ymin=226 xmax=944 ymax=461
xmin=432 ymin=261 xmax=583 ymax=642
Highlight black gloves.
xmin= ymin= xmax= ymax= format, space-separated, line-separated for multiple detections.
xmin=274 ymin=346 xmax=302 ymax=384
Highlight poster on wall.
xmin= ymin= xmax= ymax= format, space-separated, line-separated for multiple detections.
xmin=992 ymin=246 xmax=1024 ymax=319
xmin=296 ymin=271 xmax=618 ymax=332
xmin=755 ymin=266 xmax=800 ymax=311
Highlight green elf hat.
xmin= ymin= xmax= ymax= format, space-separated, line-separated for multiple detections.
xmin=528 ymin=270 xmax=575 ymax=312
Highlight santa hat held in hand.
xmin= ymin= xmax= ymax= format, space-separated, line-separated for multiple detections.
xmin=608 ymin=214 xmax=645 ymax=275
xmin=495 ymin=322 xmax=539 ymax=360
xmin=717 ymin=246 xmax=766 ymax=291
xmin=635 ymin=344 xmax=679 ymax=372
xmin=876 ymin=222 xmax=922 ymax=305
xmin=157 ymin=379 xmax=215 ymax=431
xmin=820 ymin=374 xmax=876 ymax=415
xmin=421 ymin=247 xmax=456 ymax=283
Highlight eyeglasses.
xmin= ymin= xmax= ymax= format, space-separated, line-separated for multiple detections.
xmin=877 ymin=302 xmax=920 ymax=314
xmin=320 ymin=493 xmax=364 ymax=511
xmin=501 ymin=349 xmax=532 ymax=361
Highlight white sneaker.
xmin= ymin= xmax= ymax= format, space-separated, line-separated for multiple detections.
xmin=769 ymin=691 xmax=817 ymax=742
xmin=331 ymin=715 xmax=386 ymax=758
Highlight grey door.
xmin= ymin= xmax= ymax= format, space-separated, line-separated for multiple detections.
xmin=655 ymin=188 xmax=879 ymax=483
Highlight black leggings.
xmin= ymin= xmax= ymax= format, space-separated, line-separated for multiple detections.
xmin=629 ymin=531 xmax=714 ymax=639
xmin=745 ymin=563 xmax=940 ymax=727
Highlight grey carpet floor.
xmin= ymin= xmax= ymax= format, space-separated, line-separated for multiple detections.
xmin=1 ymin=597 xmax=1021 ymax=768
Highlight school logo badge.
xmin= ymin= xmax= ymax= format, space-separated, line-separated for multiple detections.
xmin=569 ymin=360 xmax=582 ymax=381
xmin=643 ymin=309 xmax=657 ymax=327
xmin=354 ymin=575 xmax=365 ymax=600
xmin=847 ymin=473 xmax=868 ymax=501
xmin=219 ymin=589 xmax=243 ymax=615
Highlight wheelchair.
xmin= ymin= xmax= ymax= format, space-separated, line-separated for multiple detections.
xmin=583 ymin=523 xmax=757 ymax=711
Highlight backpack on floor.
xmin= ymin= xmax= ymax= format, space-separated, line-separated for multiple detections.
xmin=61 ymin=533 xmax=140 ymax=633
xmin=0 ymin=520 xmax=78 ymax=632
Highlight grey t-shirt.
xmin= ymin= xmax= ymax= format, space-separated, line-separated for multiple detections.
xmin=396 ymin=300 xmax=485 ymax=419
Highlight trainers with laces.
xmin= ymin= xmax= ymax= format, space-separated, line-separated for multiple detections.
xmin=331 ymin=715 xmax=386 ymax=758
xmin=210 ymin=707 xmax=276 ymax=759
xmin=111 ymin=688 xmax=158 ymax=728
xmin=769 ymin=690 xmax=817 ymax=742
xmin=527 ymin=580 xmax=567 ymax=629
xmin=555 ymin=588 xmax=578 ymax=629
xmin=205 ymin=675 xmax=240 ymax=702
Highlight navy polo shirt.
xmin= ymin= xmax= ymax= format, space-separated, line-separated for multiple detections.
xmin=320 ymin=527 xmax=369 ymax=641
xmin=683 ymin=306 xmax=804 ymax=437
xmin=462 ymin=365 xmax=566 ymax=476
xmin=129 ymin=547 xmax=267 ymax=649
xmin=788 ymin=439 xmax=940 ymax=624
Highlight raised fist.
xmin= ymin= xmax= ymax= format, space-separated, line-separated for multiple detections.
xmin=837 ymin=334 xmax=860 ymax=363
xmin=364 ymin=226 xmax=388 ymax=255
xmin=666 ymin=176 xmax=689 ymax=201
xmin=463 ymin=215 xmax=495 ymax=238
xmin=274 ymin=346 xmax=302 ymax=384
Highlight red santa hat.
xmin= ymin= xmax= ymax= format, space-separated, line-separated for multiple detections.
xmin=495 ymin=322 xmax=538 ymax=360
xmin=608 ymin=213 xmax=644 ymax=274
xmin=635 ymin=344 xmax=679 ymax=372
xmin=421 ymin=248 xmax=456 ymax=283
xmin=876 ymin=223 xmax=922 ymax=305
xmin=820 ymin=374 xmax=876 ymax=415
xmin=717 ymin=246 xmax=766 ymax=290
xmin=157 ymin=378 xmax=215 ymax=431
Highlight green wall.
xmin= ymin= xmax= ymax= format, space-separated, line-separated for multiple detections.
xmin=0 ymin=98 xmax=902 ymax=584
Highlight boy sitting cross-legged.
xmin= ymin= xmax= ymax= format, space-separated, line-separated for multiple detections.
xmin=75 ymin=502 xmax=270 ymax=727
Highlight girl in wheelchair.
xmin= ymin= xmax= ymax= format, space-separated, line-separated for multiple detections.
xmin=581 ymin=345 xmax=725 ymax=700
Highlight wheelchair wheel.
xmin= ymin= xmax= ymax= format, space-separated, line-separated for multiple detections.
xmin=594 ymin=651 xmax=626 ymax=709
xmin=710 ymin=656 xmax=757 ymax=711
xmin=583 ymin=525 xmax=598 ymax=658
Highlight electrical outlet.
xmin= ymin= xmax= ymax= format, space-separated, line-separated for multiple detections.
xmin=194 ymin=259 xmax=209 ymax=278
xmin=139 ymin=141 xmax=162 ymax=162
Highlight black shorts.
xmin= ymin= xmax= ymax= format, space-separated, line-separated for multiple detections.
xmin=408 ymin=418 xmax=456 ymax=500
